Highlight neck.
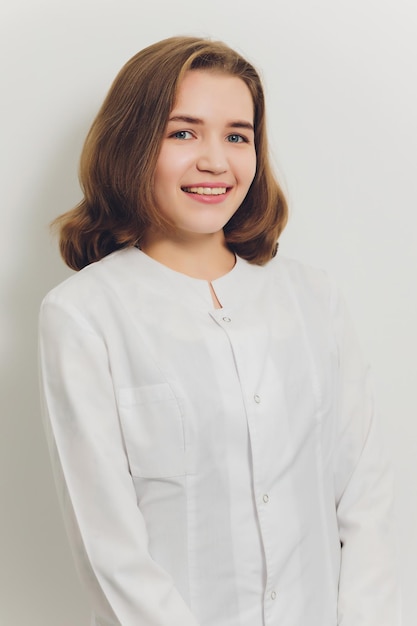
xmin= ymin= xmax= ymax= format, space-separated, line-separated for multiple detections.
xmin=140 ymin=231 xmax=236 ymax=281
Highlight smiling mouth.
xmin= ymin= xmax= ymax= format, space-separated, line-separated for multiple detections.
xmin=182 ymin=186 xmax=228 ymax=196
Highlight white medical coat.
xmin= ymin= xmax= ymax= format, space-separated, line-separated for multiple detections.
xmin=39 ymin=247 xmax=400 ymax=625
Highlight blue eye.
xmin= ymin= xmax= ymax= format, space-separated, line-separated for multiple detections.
xmin=172 ymin=130 xmax=193 ymax=140
xmin=227 ymin=134 xmax=245 ymax=143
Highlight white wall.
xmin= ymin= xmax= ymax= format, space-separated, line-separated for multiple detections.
xmin=1 ymin=1 xmax=416 ymax=624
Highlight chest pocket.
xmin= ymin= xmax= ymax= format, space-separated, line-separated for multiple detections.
xmin=117 ymin=383 xmax=186 ymax=478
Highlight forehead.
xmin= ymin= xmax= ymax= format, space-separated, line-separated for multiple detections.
xmin=171 ymin=70 xmax=254 ymax=120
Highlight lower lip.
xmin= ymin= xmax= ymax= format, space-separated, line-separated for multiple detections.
xmin=182 ymin=189 xmax=231 ymax=204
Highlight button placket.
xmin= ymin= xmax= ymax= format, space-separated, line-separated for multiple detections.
xmin=251 ymin=390 xmax=275 ymax=610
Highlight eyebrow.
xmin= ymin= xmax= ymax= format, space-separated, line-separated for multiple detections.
xmin=168 ymin=115 xmax=254 ymax=131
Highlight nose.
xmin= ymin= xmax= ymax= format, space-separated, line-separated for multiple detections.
xmin=196 ymin=138 xmax=228 ymax=174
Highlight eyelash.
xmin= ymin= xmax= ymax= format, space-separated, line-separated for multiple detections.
xmin=169 ymin=131 xmax=249 ymax=143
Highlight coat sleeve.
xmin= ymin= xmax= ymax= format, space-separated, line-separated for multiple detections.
xmin=330 ymin=287 xmax=401 ymax=625
xmin=38 ymin=294 xmax=200 ymax=626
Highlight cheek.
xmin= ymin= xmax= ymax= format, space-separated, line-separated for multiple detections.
xmin=240 ymin=151 xmax=257 ymax=185
xmin=155 ymin=145 xmax=196 ymax=187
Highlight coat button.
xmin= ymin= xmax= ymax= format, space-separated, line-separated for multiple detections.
xmin=222 ymin=316 xmax=231 ymax=323
xmin=254 ymin=394 xmax=261 ymax=403
xmin=271 ymin=590 xmax=277 ymax=600
xmin=263 ymin=494 xmax=269 ymax=503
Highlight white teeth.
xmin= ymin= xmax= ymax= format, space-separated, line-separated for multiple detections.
xmin=183 ymin=186 xmax=227 ymax=195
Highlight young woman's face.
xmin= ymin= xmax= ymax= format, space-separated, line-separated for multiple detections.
xmin=152 ymin=70 xmax=257 ymax=242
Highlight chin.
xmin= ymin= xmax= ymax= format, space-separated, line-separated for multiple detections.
xmin=176 ymin=219 xmax=229 ymax=236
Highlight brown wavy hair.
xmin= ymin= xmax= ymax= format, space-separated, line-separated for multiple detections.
xmin=53 ymin=36 xmax=288 ymax=270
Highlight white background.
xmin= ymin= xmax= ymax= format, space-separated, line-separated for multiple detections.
xmin=1 ymin=1 xmax=416 ymax=624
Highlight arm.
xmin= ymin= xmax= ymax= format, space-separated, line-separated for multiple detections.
xmin=331 ymin=288 xmax=401 ymax=625
xmin=39 ymin=295 xmax=199 ymax=626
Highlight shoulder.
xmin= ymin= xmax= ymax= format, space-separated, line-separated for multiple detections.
xmin=265 ymin=253 xmax=335 ymax=304
xmin=42 ymin=247 xmax=138 ymax=307
xmin=40 ymin=248 xmax=142 ymax=328
xmin=268 ymin=255 xmax=357 ymax=352
xmin=264 ymin=254 xmax=350 ymax=341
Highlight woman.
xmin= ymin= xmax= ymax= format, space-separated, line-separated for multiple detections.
xmin=39 ymin=36 xmax=400 ymax=626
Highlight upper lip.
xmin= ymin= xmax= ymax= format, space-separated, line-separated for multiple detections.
xmin=181 ymin=182 xmax=232 ymax=188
